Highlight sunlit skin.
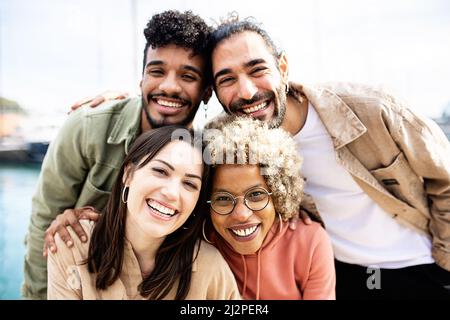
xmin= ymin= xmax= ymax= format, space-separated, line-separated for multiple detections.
xmin=140 ymin=45 xmax=211 ymax=130
xmin=124 ymin=141 xmax=203 ymax=244
xmin=210 ymin=164 xmax=276 ymax=255
xmin=212 ymin=31 xmax=307 ymax=134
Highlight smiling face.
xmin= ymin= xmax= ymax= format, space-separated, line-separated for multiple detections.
xmin=140 ymin=44 xmax=209 ymax=128
xmin=210 ymin=164 xmax=276 ymax=255
xmin=124 ymin=140 xmax=204 ymax=239
xmin=212 ymin=31 xmax=288 ymax=128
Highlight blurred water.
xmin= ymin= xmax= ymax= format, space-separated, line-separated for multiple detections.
xmin=0 ymin=164 xmax=40 ymax=299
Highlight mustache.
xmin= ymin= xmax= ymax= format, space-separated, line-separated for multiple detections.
xmin=230 ymin=91 xmax=274 ymax=112
xmin=147 ymin=93 xmax=191 ymax=107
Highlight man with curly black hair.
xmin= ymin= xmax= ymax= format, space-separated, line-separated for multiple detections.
xmin=140 ymin=10 xmax=212 ymax=128
xmin=22 ymin=10 xmax=212 ymax=299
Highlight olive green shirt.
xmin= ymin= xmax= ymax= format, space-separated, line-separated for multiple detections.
xmin=23 ymin=97 xmax=142 ymax=299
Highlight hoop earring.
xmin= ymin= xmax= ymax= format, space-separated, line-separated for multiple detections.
xmin=278 ymin=213 xmax=283 ymax=234
xmin=202 ymin=220 xmax=214 ymax=244
xmin=121 ymin=186 xmax=129 ymax=204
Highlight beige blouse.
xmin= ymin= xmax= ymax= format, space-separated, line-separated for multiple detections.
xmin=47 ymin=220 xmax=241 ymax=300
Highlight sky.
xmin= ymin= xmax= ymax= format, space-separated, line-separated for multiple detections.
xmin=1 ymin=0 xmax=450 ymax=128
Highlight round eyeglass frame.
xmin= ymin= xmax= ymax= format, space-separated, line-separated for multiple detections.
xmin=207 ymin=187 xmax=272 ymax=215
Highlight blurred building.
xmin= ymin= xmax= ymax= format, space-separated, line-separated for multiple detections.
xmin=435 ymin=102 xmax=450 ymax=140
xmin=0 ymin=97 xmax=25 ymax=138
xmin=0 ymin=97 xmax=55 ymax=163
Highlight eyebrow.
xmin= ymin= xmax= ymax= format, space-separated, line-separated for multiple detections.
xmin=145 ymin=61 xmax=203 ymax=77
xmin=186 ymin=173 xmax=202 ymax=181
xmin=213 ymin=59 xmax=267 ymax=82
xmin=182 ymin=65 xmax=203 ymax=77
xmin=213 ymin=68 xmax=232 ymax=82
xmin=145 ymin=60 xmax=164 ymax=68
xmin=245 ymin=59 xmax=267 ymax=68
xmin=154 ymin=159 xmax=202 ymax=181
xmin=213 ymin=183 xmax=264 ymax=194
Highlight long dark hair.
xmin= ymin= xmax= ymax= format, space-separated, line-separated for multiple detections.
xmin=87 ymin=126 xmax=209 ymax=300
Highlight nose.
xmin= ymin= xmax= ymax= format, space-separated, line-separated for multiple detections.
xmin=237 ymin=76 xmax=257 ymax=101
xmin=159 ymin=71 xmax=182 ymax=95
xmin=160 ymin=178 xmax=180 ymax=202
xmin=231 ymin=198 xmax=253 ymax=222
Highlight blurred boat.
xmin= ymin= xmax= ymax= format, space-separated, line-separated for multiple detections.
xmin=0 ymin=113 xmax=61 ymax=164
xmin=0 ymin=139 xmax=49 ymax=164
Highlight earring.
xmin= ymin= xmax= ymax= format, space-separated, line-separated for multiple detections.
xmin=202 ymin=220 xmax=214 ymax=244
xmin=278 ymin=213 xmax=283 ymax=234
xmin=285 ymin=83 xmax=289 ymax=94
xmin=121 ymin=186 xmax=129 ymax=204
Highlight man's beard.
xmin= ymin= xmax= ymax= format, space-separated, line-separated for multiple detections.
xmin=228 ymin=83 xmax=287 ymax=129
xmin=268 ymin=84 xmax=287 ymax=129
xmin=141 ymin=95 xmax=198 ymax=129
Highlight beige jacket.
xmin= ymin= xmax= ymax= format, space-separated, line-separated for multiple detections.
xmin=289 ymin=82 xmax=450 ymax=271
xmin=47 ymin=221 xmax=241 ymax=300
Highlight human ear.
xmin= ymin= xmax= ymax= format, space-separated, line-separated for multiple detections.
xmin=122 ymin=164 xmax=134 ymax=185
xmin=278 ymin=52 xmax=289 ymax=84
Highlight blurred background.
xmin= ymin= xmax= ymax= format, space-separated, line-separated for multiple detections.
xmin=1 ymin=0 xmax=449 ymax=299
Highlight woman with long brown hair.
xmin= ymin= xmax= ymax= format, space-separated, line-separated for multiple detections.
xmin=47 ymin=126 xmax=240 ymax=299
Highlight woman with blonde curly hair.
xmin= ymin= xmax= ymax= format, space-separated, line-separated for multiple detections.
xmin=203 ymin=117 xmax=336 ymax=300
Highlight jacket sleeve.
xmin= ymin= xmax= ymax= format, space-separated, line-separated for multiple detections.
xmin=23 ymin=109 xmax=89 ymax=299
xmin=390 ymin=104 xmax=450 ymax=271
xmin=47 ymin=233 xmax=83 ymax=300
xmin=302 ymin=226 xmax=336 ymax=300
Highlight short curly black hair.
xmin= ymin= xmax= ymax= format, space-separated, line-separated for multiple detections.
xmin=142 ymin=10 xmax=212 ymax=82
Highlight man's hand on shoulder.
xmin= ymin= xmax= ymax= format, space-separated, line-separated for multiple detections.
xmin=68 ymin=90 xmax=129 ymax=113
xmin=43 ymin=206 xmax=100 ymax=256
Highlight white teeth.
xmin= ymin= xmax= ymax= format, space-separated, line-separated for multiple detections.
xmin=242 ymin=101 xmax=268 ymax=114
xmin=230 ymin=225 xmax=258 ymax=237
xmin=157 ymin=99 xmax=184 ymax=108
xmin=147 ymin=200 xmax=176 ymax=216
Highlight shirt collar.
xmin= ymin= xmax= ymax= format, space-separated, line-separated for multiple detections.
xmin=107 ymin=97 xmax=142 ymax=154
xmin=290 ymin=82 xmax=367 ymax=149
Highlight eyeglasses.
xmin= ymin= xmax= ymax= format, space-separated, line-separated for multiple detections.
xmin=207 ymin=187 xmax=272 ymax=215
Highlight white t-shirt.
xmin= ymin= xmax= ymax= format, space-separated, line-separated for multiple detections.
xmin=294 ymin=103 xmax=434 ymax=268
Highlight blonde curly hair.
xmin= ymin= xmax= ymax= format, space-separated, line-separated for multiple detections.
xmin=204 ymin=117 xmax=304 ymax=219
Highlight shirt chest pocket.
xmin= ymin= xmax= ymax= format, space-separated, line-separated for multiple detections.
xmin=370 ymin=152 xmax=429 ymax=214
xmin=76 ymin=165 xmax=119 ymax=209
